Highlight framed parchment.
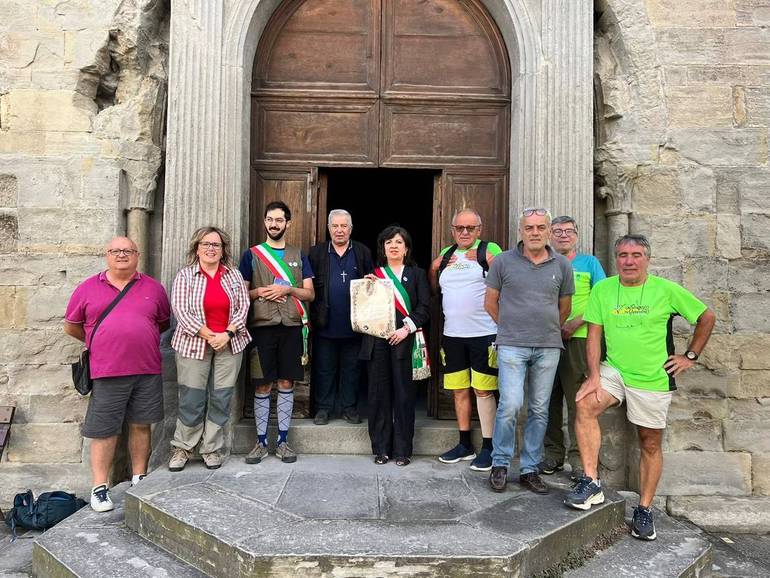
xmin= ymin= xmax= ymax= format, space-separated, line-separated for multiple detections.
xmin=350 ymin=278 xmax=396 ymax=338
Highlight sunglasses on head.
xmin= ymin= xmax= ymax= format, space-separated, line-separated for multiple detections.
xmin=521 ymin=208 xmax=549 ymax=217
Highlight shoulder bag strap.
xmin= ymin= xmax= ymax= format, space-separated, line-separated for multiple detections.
xmin=87 ymin=278 xmax=138 ymax=349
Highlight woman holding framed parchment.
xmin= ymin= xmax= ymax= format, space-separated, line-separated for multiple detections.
xmin=359 ymin=225 xmax=431 ymax=466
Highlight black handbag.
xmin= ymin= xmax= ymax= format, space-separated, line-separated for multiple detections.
xmin=71 ymin=279 xmax=137 ymax=395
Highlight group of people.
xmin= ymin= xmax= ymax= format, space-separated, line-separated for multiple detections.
xmin=64 ymin=202 xmax=715 ymax=543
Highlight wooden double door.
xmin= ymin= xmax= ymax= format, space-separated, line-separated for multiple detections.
xmin=250 ymin=0 xmax=512 ymax=417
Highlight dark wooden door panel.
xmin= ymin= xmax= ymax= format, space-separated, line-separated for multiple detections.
xmin=440 ymin=171 xmax=509 ymax=250
xmin=380 ymin=103 xmax=509 ymax=167
xmin=254 ymin=0 xmax=381 ymax=94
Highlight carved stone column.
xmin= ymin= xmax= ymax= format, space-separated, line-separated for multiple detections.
xmin=597 ymin=164 xmax=635 ymax=273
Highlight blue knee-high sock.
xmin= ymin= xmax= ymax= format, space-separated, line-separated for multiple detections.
xmin=254 ymin=393 xmax=270 ymax=446
xmin=276 ymin=389 xmax=294 ymax=444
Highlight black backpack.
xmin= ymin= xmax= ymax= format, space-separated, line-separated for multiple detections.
xmin=438 ymin=240 xmax=490 ymax=278
xmin=4 ymin=490 xmax=86 ymax=538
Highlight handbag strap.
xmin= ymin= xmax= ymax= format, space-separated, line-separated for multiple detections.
xmin=87 ymin=278 xmax=138 ymax=349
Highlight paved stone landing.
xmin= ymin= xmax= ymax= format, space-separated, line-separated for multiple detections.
xmin=124 ymin=456 xmax=625 ymax=577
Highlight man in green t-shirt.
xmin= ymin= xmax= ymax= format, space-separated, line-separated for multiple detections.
xmin=564 ymin=234 xmax=715 ymax=542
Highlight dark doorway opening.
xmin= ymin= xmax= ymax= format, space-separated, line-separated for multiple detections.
xmin=323 ymin=168 xmax=437 ymax=269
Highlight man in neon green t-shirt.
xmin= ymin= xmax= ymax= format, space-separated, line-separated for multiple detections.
xmin=564 ymin=234 xmax=715 ymax=542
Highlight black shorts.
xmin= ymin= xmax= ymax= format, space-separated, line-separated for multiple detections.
xmin=441 ymin=334 xmax=498 ymax=391
xmin=249 ymin=324 xmax=304 ymax=386
xmin=81 ymin=374 xmax=164 ymax=439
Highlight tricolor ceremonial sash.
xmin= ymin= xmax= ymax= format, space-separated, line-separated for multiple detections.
xmin=374 ymin=266 xmax=431 ymax=380
xmin=251 ymin=243 xmax=309 ymax=365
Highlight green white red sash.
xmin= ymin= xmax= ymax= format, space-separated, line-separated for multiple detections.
xmin=374 ymin=266 xmax=431 ymax=380
xmin=251 ymin=243 xmax=309 ymax=365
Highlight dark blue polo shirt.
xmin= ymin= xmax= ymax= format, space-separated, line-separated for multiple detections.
xmin=320 ymin=243 xmax=364 ymax=339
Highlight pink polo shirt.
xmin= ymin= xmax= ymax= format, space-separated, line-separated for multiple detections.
xmin=65 ymin=271 xmax=170 ymax=379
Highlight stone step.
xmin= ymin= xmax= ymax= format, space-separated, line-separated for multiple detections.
xmin=232 ymin=416 xmax=486 ymax=456
xmin=124 ymin=457 xmax=626 ymax=577
xmin=32 ymin=484 xmax=205 ymax=578
xmin=564 ymin=496 xmax=713 ymax=578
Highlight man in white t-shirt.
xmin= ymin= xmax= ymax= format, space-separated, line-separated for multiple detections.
xmin=429 ymin=209 xmax=502 ymax=471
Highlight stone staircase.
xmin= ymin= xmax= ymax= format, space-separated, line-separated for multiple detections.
xmin=31 ymin=421 xmax=714 ymax=577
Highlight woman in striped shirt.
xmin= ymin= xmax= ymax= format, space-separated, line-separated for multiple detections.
xmin=168 ymin=226 xmax=251 ymax=471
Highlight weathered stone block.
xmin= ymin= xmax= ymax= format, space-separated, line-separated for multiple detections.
xmin=683 ymin=258 xmax=728 ymax=294
xmin=664 ymin=419 xmax=723 ymax=452
xmin=26 ymin=285 xmax=70 ymax=325
xmin=0 ymin=287 xmax=27 ymax=329
xmin=16 ymin=207 xmax=119 ymax=250
xmin=0 ymin=210 xmax=19 ymax=252
xmin=698 ymin=334 xmax=744 ymax=371
xmin=731 ymin=370 xmax=770 ymax=398
xmin=0 ymin=254 xmax=101 ymax=287
xmin=669 ymin=389 xmax=729 ymax=418
xmin=0 ymin=174 xmax=17 ymax=207
xmin=6 ymin=424 xmax=83 ymax=463
xmin=655 ymin=29 xmax=727 ymax=66
xmin=680 ymin=164 xmax=717 ymax=212
xmin=0 ymin=463 xmax=89 ymax=510
xmin=728 ymin=397 xmax=770 ymax=419
xmin=632 ymin=168 xmax=681 ymax=214
xmin=646 ymin=0 xmax=737 ymax=27
xmin=752 ymin=453 xmax=770 ymax=496
xmin=743 ymin=86 xmax=770 ymax=127
xmin=4 ymin=90 xmax=94 ymax=132
xmin=716 ymin=214 xmax=742 ymax=259
xmin=13 ymin=161 xmax=73 ymax=208
xmin=724 ymin=418 xmax=770 ymax=452
xmin=737 ymin=1 xmax=770 ymax=27
xmin=667 ymin=85 xmax=734 ymax=128
xmin=733 ymin=292 xmax=770 ymax=332
xmin=670 ymin=128 xmax=768 ymax=167
xmin=24 ymin=392 xmax=89 ymax=424
xmin=738 ymin=335 xmax=770 ymax=368
xmin=630 ymin=450 xmax=751 ymax=496
xmin=1 ymin=363 xmax=73 ymax=397
xmin=630 ymin=214 xmax=716 ymax=259
xmin=0 ymin=330 xmax=81 ymax=365
xmin=725 ymin=27 xmax=770 ymax=65
xmin=668 ymin=496 xmax=770 ymax=533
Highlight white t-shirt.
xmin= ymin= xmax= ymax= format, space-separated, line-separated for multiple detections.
xmin=439 ymin=245 xmax=499 ymax=337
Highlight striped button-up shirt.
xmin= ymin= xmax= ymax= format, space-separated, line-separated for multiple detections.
xmin=171 ymin=264 xmax=251 ymax=359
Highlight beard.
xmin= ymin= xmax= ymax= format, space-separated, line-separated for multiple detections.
xmin=266 ymin=226 xmax=286 ymax=241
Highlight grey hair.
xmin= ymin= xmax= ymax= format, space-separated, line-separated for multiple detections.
xmin=328 ymin=209 xmax=353 ymax=228
xmin=451 ymin=208 xmax=482 ymax=226
xmin=551 ymin=215 xmax=577 ymax=230
xmin=614 ymin=234 xmax=651 ymax=257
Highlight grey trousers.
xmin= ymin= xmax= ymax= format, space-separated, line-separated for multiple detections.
xmin=171 ymin=347 xmax=243 ymax=454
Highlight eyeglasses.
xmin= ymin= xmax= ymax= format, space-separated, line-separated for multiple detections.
xmin=107 ymin=249 xmax=138 ymax=256
xmin=265 ymin=217 xmax=286 ymax=225
xmin=521 ymin=208 xmax=549 ymax=217
xmin=451 ymin=225 xmax=480 ymax=233
xmin=552 ymin=228 xmax=577 ymax=237
xmin=199 ymin=242 xmax=222 ymax=249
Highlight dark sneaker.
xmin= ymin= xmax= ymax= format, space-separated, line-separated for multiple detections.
xmin=438 ymin=443 xmax=476 ymax=464
xmin=489 ymin=466 xmax=508 ymax=492
xmin=470 ymin=448 xmax=493 ymax=471
xmin=245 ymin=442 xmax=268 ymax=464
xmin=520 ymin=472 xmax=549 ymax=494
xmin=631 ymin=506 xmax=657 ymax=541
xmin=564 ymin=475 xmax=605 ymax=510
xmin=342 ymin=408 xmax=362 ymax=424
xmin=313 ymin=410 xmax=330 ymax=425
xmin=537 ymin=457 xmax=564 ymax=475
xmin=569 ymin=468 xmax=585 ymax=482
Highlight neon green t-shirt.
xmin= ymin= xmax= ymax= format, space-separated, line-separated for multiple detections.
xmin=583 ymin=275 xmax=707 ymax=392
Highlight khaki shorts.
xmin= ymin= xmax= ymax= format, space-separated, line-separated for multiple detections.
xmin=600 ymin=363 xmax=672 ymax=429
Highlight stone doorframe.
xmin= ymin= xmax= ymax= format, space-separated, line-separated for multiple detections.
xmin=161 ymin=0 xmax=594 ymax=285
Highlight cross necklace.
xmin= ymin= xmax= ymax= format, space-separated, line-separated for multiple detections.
xmin=340 ymin=270 xmax=348 ymax=283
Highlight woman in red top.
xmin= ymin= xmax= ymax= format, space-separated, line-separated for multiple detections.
xmin=168 ymin=226 xmax=251 ymax=471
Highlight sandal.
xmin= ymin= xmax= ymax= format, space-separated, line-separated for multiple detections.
xmin=395 ymin=457 xmax=411 ymax=467
xmin=374 ymin=455 xmax=389 ymax=465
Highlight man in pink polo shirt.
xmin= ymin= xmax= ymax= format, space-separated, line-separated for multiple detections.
xmin=64 ymin=237 xmax=170 ymax=512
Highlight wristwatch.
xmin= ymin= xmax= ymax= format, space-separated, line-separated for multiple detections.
xmin=684 ymin=350 xmax=699 ymax=361
xmin=226 ymin=329 xmax=236 ymax=339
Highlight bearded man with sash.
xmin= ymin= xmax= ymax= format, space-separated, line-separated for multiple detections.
xmin=359 ymin=225 xmax=430 ymax=467
xmin=238 ymin=200 xmax=315 ymax=464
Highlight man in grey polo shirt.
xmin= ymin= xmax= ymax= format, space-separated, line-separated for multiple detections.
xmin=484 ymin=208 xmax=574 ymax=494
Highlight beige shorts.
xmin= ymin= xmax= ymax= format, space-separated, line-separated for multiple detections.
xmin=599 ymin=363 xmax=672 ymax=429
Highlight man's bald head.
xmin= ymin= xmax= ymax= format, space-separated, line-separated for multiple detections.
xmin=105 ymin=236 xmax=139 ymax=276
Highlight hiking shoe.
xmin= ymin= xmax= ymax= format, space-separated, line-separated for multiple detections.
xmin=90 ymin=484 xmax=114 ymax=513
xmin=564 ymin=475 xmax=605 ymax=510
xmin=313 ymin=409 xmax=330 ymax=425
xmin=470 ymin=447 xmax=493 ymax=471
xmin=520 ymin=472 xmax=549 ymax=494
xmin=342 ymin=408 xmax=362 ymax=424
xmin=202 ymin=452 xmax=223 ymax=470
xmin=168 ymin=447 xmax=190 ymax=472
xmin=245 ymin=442 xmax=268 ymax=464
xmin=276 ymin=441 xmax=297 ymax=463
xmin=631 ymin=506 xmax=657 ymax=541
xmin=537 ymin=457 xmax=564 ymax=475
xmin=489 ymin=466 xmax=508 ymax=492
xmin=438 ymin=443 xmax=476 ymax=464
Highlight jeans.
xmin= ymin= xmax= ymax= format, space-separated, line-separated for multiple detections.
xmin=491 ymin=346 xmax=561 ymax=474
xmin=312 ymin=335 xmax=362 ymax=413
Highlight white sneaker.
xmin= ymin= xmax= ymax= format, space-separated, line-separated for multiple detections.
xmin=130 ymin=474 xmax=147 ymax=486
xmin=90 ymin=484 xmax=114 ymax=512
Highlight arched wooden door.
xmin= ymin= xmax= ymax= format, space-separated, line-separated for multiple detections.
xmin=251 ymin=0 xmax=511 ymax=418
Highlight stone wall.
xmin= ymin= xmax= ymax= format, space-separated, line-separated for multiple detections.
xmin=0 ymin=0 xmax=168 ymax=506
xmin=595 ymin=0 xmax=770 ymax=530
